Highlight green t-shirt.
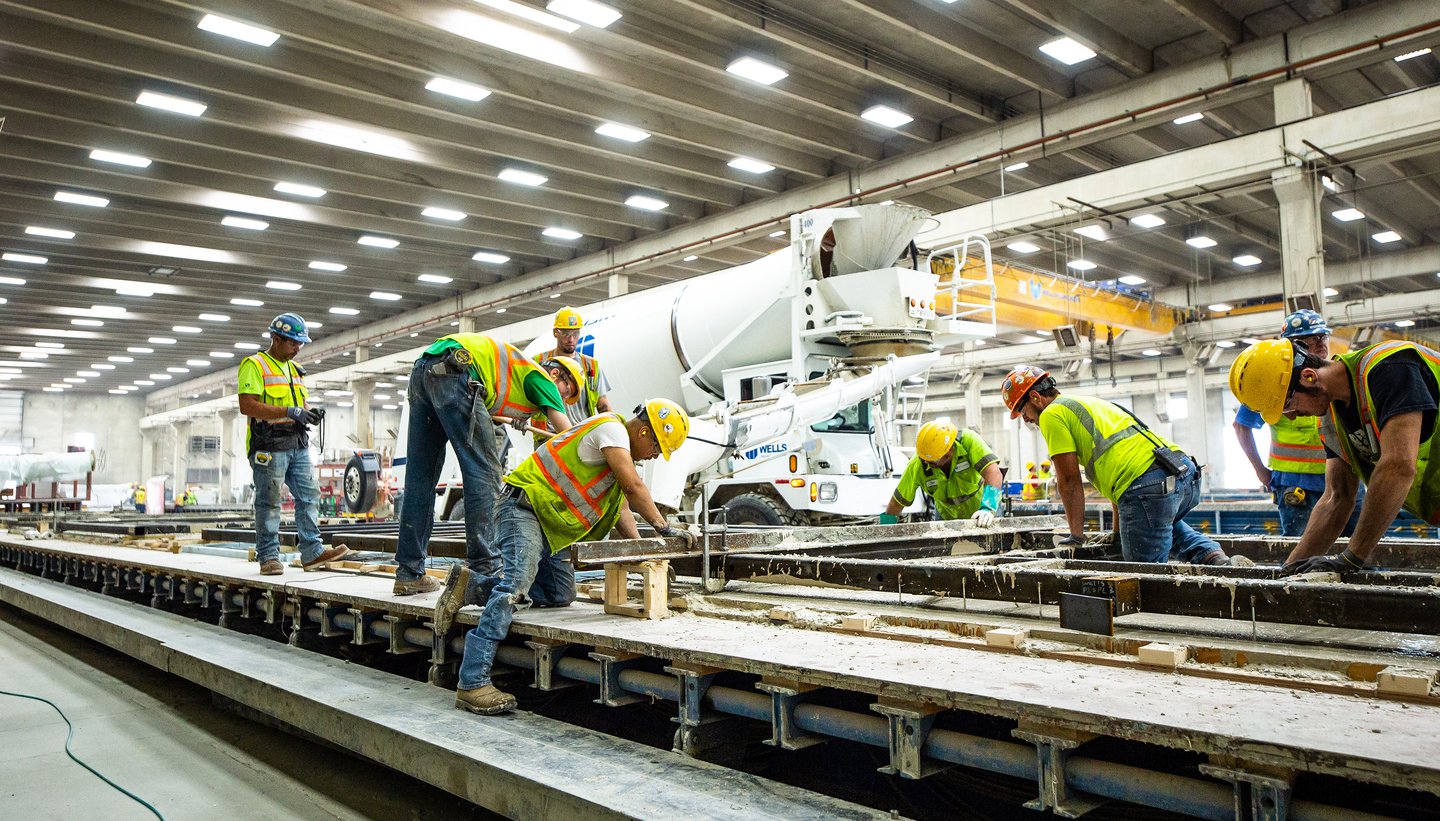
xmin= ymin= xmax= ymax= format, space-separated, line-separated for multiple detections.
xmin=423 ymin=338 xmax=564 ymax=413
xmin=892 ymin=429 xmax=999 ymax=520
xmin=1038 ymin=395 xmax=1180 ymax=503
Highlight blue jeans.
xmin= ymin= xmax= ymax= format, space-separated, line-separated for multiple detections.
xmin=1116 ymin=457 xmax=1221 ymax=564
xmin=251 ymin=446 xmax=326 ymax=564
xmin=395 ymin=355 xmax=504 ymax=580
xmin=457 ymin=493 xmax=574 ymax=690
xmin=1274 ymin=486 xmax=1319 ymax=537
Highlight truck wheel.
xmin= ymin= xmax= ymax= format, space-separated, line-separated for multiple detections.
xmin=446 ymin=498 xmax=466 ymax=521
xmin=343 ymin=455 xmax=378 ymax=514
xmin=722 ymin=493 xmax=804 ymax=527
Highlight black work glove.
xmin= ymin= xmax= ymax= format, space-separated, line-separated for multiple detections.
xmin=285 ymin=406 xmax=324 ymax=426
xmin=658 ymin=525 xmax=697 ymax=550
xmin=1280 ymin=548 xmax=1365 ymax=577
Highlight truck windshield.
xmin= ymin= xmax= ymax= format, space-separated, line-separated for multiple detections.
xmin=811 ymin=400 xmax=872 ymax=434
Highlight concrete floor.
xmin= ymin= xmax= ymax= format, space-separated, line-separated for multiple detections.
xmin=0 ymin=604 xmax=494 ymax=821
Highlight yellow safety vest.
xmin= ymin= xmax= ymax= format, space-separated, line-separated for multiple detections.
xmin=1044 ymin=396 xmax=1181 ymax=503
xmin=505 ymin=413 xmax=627 ymax=553
xmin=1021 ymin=467 xmax=1041 ymax=500
xmin=243 ymin=352 xmax=308 ymax=451
xmin=439 ymin=334 xmax=549 ymax=419
xmin=543 ymin=348 xmax=605 ymax=410
xmin=1319 ymin=342 xmax=1440 ymax=525
xmin=1268 ymin=415 xmax=1326 ymax=474
xmin=134 ymin=488 xmax=146 ymax=503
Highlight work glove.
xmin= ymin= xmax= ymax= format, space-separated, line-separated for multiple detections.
xmin=969 ymin=508 xmax=997 ymax=528
xmin=285 ymin=406 xmax=323 ymax=426
xmin=1280 ymin=548 xmax=1365 ymax=577
xmin=879 ymin=513 xmax=899 ymax=525
xmin=658 ymin=525 xmax=697 ymax=550
xmin=508 ymin=415 xmax=531 ymax=433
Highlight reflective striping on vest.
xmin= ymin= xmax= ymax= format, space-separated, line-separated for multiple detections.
xmin=1052 ymin=397 xmax=1142 ymax=478
xmin=247 ymin=352 xmax=301 ymax=390
xmin=1269 ymin=442 xmax=1326 ymax=462
xmin=532 ymin=415 xmax=619 ymax=526
xmin=1354 ymin=342 xmax=1440 ymax=442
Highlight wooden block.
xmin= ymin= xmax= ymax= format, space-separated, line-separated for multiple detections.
xmin=1377 ymin=667 xmax=1435 ymax=697
xmin=576 ymin=583 xmax=604 ymax=602
xmin=769 ymin=606 xmax=796 ymax=623
xmin=667 ymin=596 xmax=688 ymax=612
xmin=424 ymin=567 xmax=447 ymax=580
xmin=985 ymin=627 xmax=1028 ymax=648
xmin=1138 ymin=643 xmax=1188 ymax=668
xmin=601 ymin=560 xmax=669 ymax=620
xmin=840 ymin=614 xmax=875 ymax=632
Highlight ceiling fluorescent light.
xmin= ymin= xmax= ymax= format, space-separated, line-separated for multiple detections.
xmin=860 ymin=105 xmax=913 ymax=128
xmin=1232 ymin=254 xmax=1262 ymax=266
xmin=0 ymin=276 xmax=26 ymax=285
xmin=198 ymin=313 xmax=230 ymax=322
xmin=1331 ymin=207 xmax=1365 ymax=222
xmin=422 ymin=206 xmax=467 ymax=221
xmin=473 ymin=0 xmax=579 ymax=32
xmin=1006 ymin=241 xmax=1040 ymax=254
xmin=136 ymin=90 xmax=207 ymax=117
xmin=1395 ymin=47 xmax=1432 ymax=62
xmin=295 ymin=121 xmax=417 ymax=160
xmin=1373 ymin=230 xmax=1402 ymax=243
xmin=231 ymin=298 xmax=264 ymax=307
xmin=418 ymin=273 xmax=454 ymax=283
xmin=89 ymin=149 xmax=152 ymax=168
xmin=209 ymin=351 xmax=234 ymax=359
xmin=1394 ymin=319 xmax=1416 ymax=327
xmin=1038 ymin=37 xmax=1095 ymax=65
xmin=726 ymin=56 xmax=787 ymax=85
xmin=1142 ymin=349 xmax=1163 ymax=357
xmin=273 ymin=182 xmax=326 ymax=198
xmin=76 ymin=371 xmax=101 ymax=377
xmin=1208 ymin=303 xmax=1233 ymax=312
xmin=134 ymin=241 xmax=235 ymax=263
xmin=595 ymin=122 xmax=649 ymax=142
xmin=197 ymin=14 xmax=279 ymax=46
xmin=25 ymin=226 xmax=75 ymax=239
xmin=543 ymin=227 xmax=582 ymax=240
xmin=471 ymin=252 xmax=510 ymax=264
xmin=33 ymin=342 xmax=63 ymax=349
xmin=54 ymin=191 xmax=109 ymax=207
xmin=546 ymin=0 xmax=621 ymax=28
xmin=370 ymin=291 xmax=402 ymax=301
xmin=71 ymin=319 xmax=103 ymax=327
xmin=498 ymin=168 xmax=548 ymax=186
xmin=1215 ymin=340 xmax=1236 ymax=348
xmin=1172 ymin=112 xmax=1205 ymax=124
xmin=682 ymin=255 xmax=698 ymax=262
xmin=89 ymin=305 xmax=126 ymax=317
xmin=172 ymin=325 xmax=202 ymax=333
xmin=1003 ymin=161 xmax=1029 ymax=172
xmin=624 ymin=194 xmax=668 ymax=211
xmin=167 ymin=367 xmax=190 ymax=374
xmin=149 ymin=337 xmax=177 ymax=344
xmin=308 ymin=261 xmax=347 ymax=272
xmin=1129 ymin=214 xmax=1166 ymax=228
xmin=117 ymin=284 xmax=156 ymax=297
xmin=1186 ymin=235 xmax=1218 ymax=248
xmin=329 ymin=307 xmax=360 ymax=315
xmin=768 ymin=230 xmax=786 ymax=238
xmin=425 ymin=76 xmax=491 ymax=102
xmin=1074 ymin=224 xmax=1108 ymax=241
xmin=1 ymin=253 xmax=46 ymax=265
xmin=109 ymin=355 xmax=134 ymax=362
xmin=266 ymin=280 xmax=302 ymax=291
xmin=1323 ymin=287 xmax=1339 ymax=297
xmin=728 ymin=157 xmax=774 ymax=174
xmin=1118 ymin=275 xmax=1147 ymax=285
xmin=221 ymin=215 xmax=268 ymax=230
xmin=233 ymin=342 xmax=260 ymax=350
xmin=186 ymin=360 xmax=211 ymax=367
xmin=1067 ymin=259 xmax=1097 ymax=271
xmin=357 ymin=235 xmax=398 ymax=248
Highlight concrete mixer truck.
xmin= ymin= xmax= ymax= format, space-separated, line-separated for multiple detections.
xmin=393 ymin=203 xmax=995 ymax=526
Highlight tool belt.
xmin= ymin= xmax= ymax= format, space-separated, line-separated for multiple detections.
xmin=249 ymin=417 xmax=306 ymax=456
xmin=427 ymin=346 xmax=473 ymax=376
xmin=503 ymin=483 xmax=534 ymax=511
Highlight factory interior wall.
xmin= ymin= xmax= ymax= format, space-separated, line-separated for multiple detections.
xmin=21 ymin=392 xmax=145 ymax=487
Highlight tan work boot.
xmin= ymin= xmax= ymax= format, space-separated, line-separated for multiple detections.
xmin=259 ymin=559 xmax=284 ymax=576
xmin=455 ymin=685 xmax=516 ymax=715
xmin=432 ymin=564 xmax=473 ymax=635
xmin=393 ymin=574 xmax=442 ymax=596
xmin=301 ymin=544 xmax=351 ymax=571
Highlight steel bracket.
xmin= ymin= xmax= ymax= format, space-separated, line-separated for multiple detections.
xmin=757 ymin=679 xmax=824 ymax=750
xmin=216 ymin=584 xmax=243 ymax=627
xmin=590 ymin=648 xmax=646 ymax=706
xmin=383 ymin=616 xmax=427 ymax=655
xmin=428 ymin=630 xmax=455 ymax=686
xmin=100 ymin=565 xmax=117 ymax=595
xmin=347 ymin=608 xmax=385 ymax=646
xmin=1013 ymin=724 xmax=1103 ymax=817
xmin=1200 ymin=762 xmax=1295 ymax=821
xmin=525 ymin=639 xmax=580 ymax=691
xmin=126 ymin=568 xmax=145 ymax=593
xmin=665 ymin=663 xmax=724 ymax=756
xmin=871 ymin=700 xmax=946 ymax=779
xmin=285 ymin=594 xmax=309 ymax=646
xmin=316 ymin=602 xmax=349 ymax=638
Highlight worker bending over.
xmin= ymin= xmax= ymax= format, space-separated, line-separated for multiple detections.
xmin=1001 ymin=365 xmax=1235 ymax=566
xmin=881 ymin=420 xmax=1003 ymax=527
xmin=392 ymin=333 xmax=575 ymax=596
xmin=434 ymin=400 xmax=696 ymax=715
xmin=1230 ymin=338 xmax=1439 ymax=575
xmin=529 ymin=355 xmax=591 ymax=440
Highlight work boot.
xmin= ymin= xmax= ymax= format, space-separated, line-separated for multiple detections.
xmin=432 ymin=564 xmax=473 ymax=635
xmin=301 ymin=544 xmax=351 ymax=571
xmin=1227 ymin=554 xmax=1256 ymax=568
xmin=393 ymin=574 xmax=442 ymax=596
xmin=455 ymin=685 xmax=516 ymax=715
xmin=259 ymin=559 xmax=284 ymax=576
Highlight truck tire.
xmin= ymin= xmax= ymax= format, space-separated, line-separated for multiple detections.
xmin=446 ymin=498 xmax=466 ymax=521
xmin=722 ymin=493 xmax=804 ymax=527
xmin=343 ymin=455 xmax=378 ymax=514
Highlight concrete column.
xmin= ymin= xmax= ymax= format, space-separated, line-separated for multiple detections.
xmin=170 ymin=420 xmax=191 ymax=500
xmin=1273 ymin=77 xmax=1313 ymax=126
xmin=608 ymin=272 xmax=629 ymax=297
xmin=351 ymin=378 xmax=374 ymax=450
xmin=459 ymin=316 xmax=479 ymax=333
xmin=1183 ymin=352 xmax=1212 ymax=492
xmin=218 ymin=409 xmax=239 ymax=504
xmin=1271 ymin=167 xmax=1325 ymax=317
xmin=354 ymin=344 xmax=370 ymax=364
xmin=138 ymin=428 xmax=154 ymax=481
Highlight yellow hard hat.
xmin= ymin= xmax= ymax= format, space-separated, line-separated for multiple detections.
xmin=1025 ymin=461 xmax=1036 ymax=470
xmin=1229 ymin=339 xmax=1297 ymax=425
xmin=915 ymin=420 xmax=958 ymax=463
xmin=541 ymin=355 xmax=585 ymax=394
xmin=644 ymin=398 xmax=689 ymax=460
xmin=554 ymin=306 xmax=583 ymax=330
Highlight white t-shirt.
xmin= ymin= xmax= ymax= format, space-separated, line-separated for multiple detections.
xmin=577 ymin=416 xmax=630 ymax=466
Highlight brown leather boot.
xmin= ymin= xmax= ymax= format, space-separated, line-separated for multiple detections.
xmin=301 ymin=544 xmax=351 ymax=571
xmin=432 ymin=564 xmax=473 ymax=634
xmin=392 ymin=574 xmax=442 ymax=596
xmin=259 ymin=559 xmax=284 ymax=576
xmin=455 ymin=685 xmax=516 ymax=715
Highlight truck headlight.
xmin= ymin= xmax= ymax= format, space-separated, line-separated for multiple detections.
xmin=818 ymin=482 xmax=838 ymax=502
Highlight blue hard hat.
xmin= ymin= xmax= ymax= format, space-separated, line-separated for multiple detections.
xmin=269 ymin=312 xmax=311 ymax=344
xmin=1280 ymin=309 xmax=1330 ymax=339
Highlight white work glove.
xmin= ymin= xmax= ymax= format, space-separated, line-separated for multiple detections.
xmin=969 ymin=508 xmax=997 ymax=528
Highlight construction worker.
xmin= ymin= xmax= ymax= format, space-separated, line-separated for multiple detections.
xmin=881 ymin=420 xmax=1003 ymax=526
xmin=542 ymin=307 xmax=612 ymax=415
xmin=180 ymin=487 xmax=199 ymax=509
xmin=132 ymin=484 xmax=146 ymax=513
xmin=433 ymin=399 xmax=695 ymax=715
xmin=529 ymin=355 xmax=592 ymax=438
xmin=393 ymin=333 xmax=575 ymax=596
xmin=1229 ymin=337 xmax=1439 ymax=575
xmin=1020 ymin=461 xmax=1041 ymax=501
xmin=1002 ymin=365 xmax=1236 ymax=566
xmin=1233 ymin=310 xmax=1331 ymax=536
xmin=1037 ymin=460 xmax=1053 ymax=501
xmin=237 ymin=313 xmax=350 ymax=576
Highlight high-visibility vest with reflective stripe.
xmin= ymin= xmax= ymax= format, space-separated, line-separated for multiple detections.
xmin=440 ymin=334 xmax=550 ymax=419
xmin=506 ymin=413 xmax=627 ymax=553
xmin=1318 ymin=342 xmax=1440 ymax=524
xmin=243 ymin=352 xmax=307 ymax=450
xmin=1043 ymin=395 xmax=1179 ymax=503
xmin=1268 ymin=414 xmax=1326 ymax=474
xmin=529 ymin=349 xmax=601 ymax=440
xmin=894 ymin=431 xmax=998 ymax=519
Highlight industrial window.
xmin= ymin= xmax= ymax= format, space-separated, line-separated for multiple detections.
xmin=189 ymin=435 xmax=220 ymax=454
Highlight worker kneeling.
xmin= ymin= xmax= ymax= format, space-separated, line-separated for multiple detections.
xmin=434 ymin=399 xmax=696 ymax=716
xmin=1002 ymin=365 xmax=1234 ymax=566
xmin=881 ymin=420 xmax=1002 ymax=526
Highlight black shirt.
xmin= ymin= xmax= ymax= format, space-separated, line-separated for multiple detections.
xmin=1323 ymin=351 xmax=1438 ymax=460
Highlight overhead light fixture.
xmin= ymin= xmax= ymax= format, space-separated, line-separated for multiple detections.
xmin=1130 ymin=214 xmax=1166 ymax=228
xmin=20 ymin=351 xmax=49 ymax=359
xmin=1240 ymin=337 xmax=1262 ymax=345
xmin=1208 ymin=303 xmax=1233 ymax=312
xmin=1395 ymin=47 xmax=1432 ymax=62
xmin=54 ymin=191 xmax=109 ymax=208
xmin=682 ymin=255 xmax=698 ymax=262
xmin=25 ymin=226 xmax=75 ymax=239
xmin=273 ymin=182 xmax=326 ymax=198
xmin=1395 ymin=319 xmax=1416 ymax=327
xmin=63 ymin=377 xmax=86 ymax=384
xmin=89 ymin=305 xmax=126 ymax=317
xmin=495 ymin=308 xmax=507 ymax=314
xmin=71 ymin=319 xmax=104 ymax=327
xmin=1373 ymin=230 xmax=1402 ymax=243
xmin=1033 ymin=330 xmax=1050 ymax=337
xmin=329 ymin=306 xmax=359 ymax=315
xmin=1215 ymin=340 xmax=1236 ymax=349
xmin=172 ymin=325 xmax=202 ymax=333
xmin=1 ymin=253 xmax=46 ymax=265
xmin=1332 ymin=207 xmax=1365 ymax=222
xmin=370 ymin=291 xmax=402 ymax=301
xmin=768 ymin=230 xmax=786 ymax=238
xmin=1038 ymin=36 xmax=1095 ymax=65
xmin=1232 ymin=254 xmax=1262 ymax=267
xmin=308 ymin=261 xmax=347 ymax=272
xmin=1074 ymin=224 xmax=1108 ymax=241
xmin=115 ymin=284 xmax=156 ymax=297
xmin=471 ymin=252 xmax=510 ymax=264
xmin=543 ymin=227 xmax=582 ymax=240
xmin=88 ymin=149 xmax=152 ymax=168
xmin=233 ymin=342 xmax=260 ymax=350
xmin=860 ymin=105 xmax=913 ymax=128
xmin=725 ymin=56 xmax=788 ymax=85
xmin=1067 ymin=259 xmax=1097 ymax=271
xmin=109 ymin=355 xmax=135 ymax=363
xmin=424 ymin=76 xmax=491 ymax=102
xmin=149 ymin=337 xmax=177 ymax=345
xmin=185 ymin=359 xmax=211 ymax=368
xmin=546 ymin=0 xmax=621 ymax=27
xmin=167 ymin=367 xmax=190 ymax=374
xmin=473 ymin=0 xmax=579 ymax=32
xmin=625 ymin=194 xmax=668 ymax=211
xmin=422 ymin=206 xmax=466 ymax=221
xmin=728 ymin=157 xmax=774 ymax=174
xmin=1320 ymin=174 xmax=1341 ymax=193
xmin=91 ymin=364 xmax=116 ymax=371
xmin=197 ymin=13 xmax=279 ymax=46
xmin=1186 ymin=235 xmax=1218 ymax=248
xmin=1006 ymin=241 xmax=1040 ymax=254
xmin=150 ymin=373 xmax=173 ymax=379
xmin=221 ymin=215 xmax=268 ymax=230
xmin=198 ymin=313 xmax=230 ymax=322
xmin=307 ymin=322 xmax=323 ymax=329
xmin=595 ymin=122 xmax=649 ymax=142
xmin=230 ymin=298 xmax=264 ymax=307
xmin=1142 ymin=349 xmax=1163 ymax=357
xmin=295 ymin=121 xmax=417 ymax=160
xmin=148 ymin=266 xmax=178 ymax=276
xmin=136 ymin=90 xmax=207 ymax=117
xmin=209 ymin=351 xmax=234 ymax=359
xmin=498 ymin=168 xmax=548 ymax=186
xmin=1323 ymin=287 xmax=1339 ymax=297
xmin=1118 ymin=274 xmax=1147 ymax=285
xmin=33 ymin=342 xmax=63 ymax=349
xmin=1172 ymin=112 xmax=1205 ymax=124
xmin=0 ymin=276 xmax=26 ymax=285
xmin=76 ymin=370 xmax=101 ymax=378
xmin=418 ymin=273 xmax=454 ymax=283
xmin=266 ymin=281 xmax=301 ymax=291
xmin=135 ymin=241 xmax=235 ymax=263
xmin=1003 ymin=161 xmax=1029 ymax=172
xmin=134 ymin=380 xmax=155 ymax=386
xmin=357 ymin=235 xmax=398 ymax=248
